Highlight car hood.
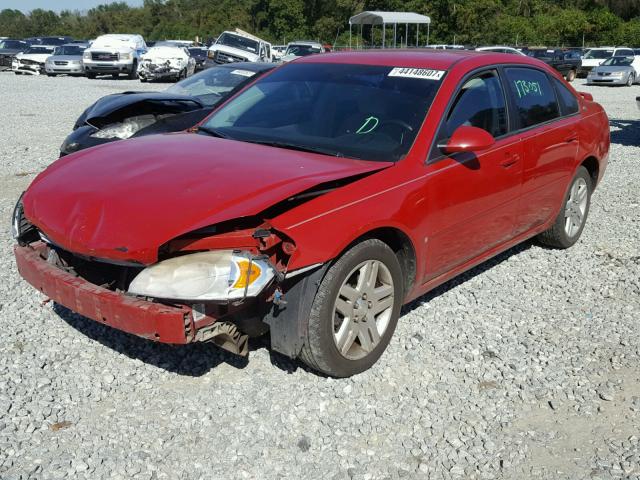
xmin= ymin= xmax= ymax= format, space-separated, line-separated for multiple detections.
xmin=593 ymin=65 xmax=632 ymax=73
xmin=582 ymin=58 xmax=607 ymax=67
xmin=23 ymin=133 xmax=392 ymax=264
xmin=17 ymin=53 xmax=51 ymax=62
xmin=0 ymin=48 xmax=23 ymax=55
xmin=76 ymin=92 xmax=203 ymax=128
xmin=48 ymin=55 xmax=82 ymax=61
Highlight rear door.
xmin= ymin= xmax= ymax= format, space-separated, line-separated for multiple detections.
xmin=423 ymin=69 xmax=524 ymax=279
xmin=503 ymin=67 xmax=580 ymax=234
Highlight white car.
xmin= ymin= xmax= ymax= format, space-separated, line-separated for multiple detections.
xmin=82 ymin=34 xmax=147 ymax=79
xmin=280 ymin=41 xmax=323 ymax=63
xmin=207 ymin=30 xmax=272 ymax=65
xmin=12 ymin=45 xmax=55 ymax=75
xmin=137 ymin=45 xmax=196 ymax=82
xmin=475 ymin=46 xmax=526 ymax=56
xmin=579 ymin=46 xmax=635 ymax=77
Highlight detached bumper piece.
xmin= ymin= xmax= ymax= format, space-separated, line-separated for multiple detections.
xmin=15 ymin=243 xmax=193 ymax=344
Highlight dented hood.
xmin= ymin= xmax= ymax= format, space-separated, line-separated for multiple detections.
xmin=24 ymin=133 xmax=391 ymax=264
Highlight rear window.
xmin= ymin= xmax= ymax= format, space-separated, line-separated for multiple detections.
xmin=551 ymin=78 xmax=579 ymax=116
xmin=505 ymin=68 xmax=559 ymax=129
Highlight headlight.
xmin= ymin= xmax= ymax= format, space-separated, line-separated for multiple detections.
xmin=83 ymin=52 xmax=90 ymax=60
xmin=120 ymin=52 xmax=131 ymax=60
xmin=11 ymin=193 xmax=25 ymax=240
xmin=128 ymin=251 xmax=275 ymax=301
xmin=610 ymin=71 xmax=624 ymax=77
xmin=90 ymin=115 xmax=155 ymax=139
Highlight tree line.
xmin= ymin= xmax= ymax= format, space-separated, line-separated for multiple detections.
xmin=1 ymin=0 xmax=639 ymax=47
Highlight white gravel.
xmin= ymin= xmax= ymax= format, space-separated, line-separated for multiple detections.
xmin=0 ymin=73 xmax=639 ymax=480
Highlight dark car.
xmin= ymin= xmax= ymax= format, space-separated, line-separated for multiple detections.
xmin=188 ymin=47 xmax=208 ymax=70
xmin=523 ymin=48 xmax=581 ymax=81
xmin=0 ymin=39 xmax=28 ymax=70
xmin=25 ymin=36 xmax=73 ymax=46
xmin=60 ymin=62 xmax=276 ymax=156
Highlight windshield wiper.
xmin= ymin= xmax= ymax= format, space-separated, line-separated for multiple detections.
xmin=197 ymin=126 xmax=230 ymax=139
xmin=245 ymin=140 xmax=344 ymax=158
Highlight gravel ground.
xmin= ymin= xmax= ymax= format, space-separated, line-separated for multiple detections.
xmin=0 ymin=73 xmax=639 ymax=480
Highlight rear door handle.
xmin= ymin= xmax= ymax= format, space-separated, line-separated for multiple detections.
xmin=500 ymin=152 xmax=519 ymax=168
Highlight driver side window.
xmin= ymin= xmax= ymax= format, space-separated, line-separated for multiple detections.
xmin=446 ymin=70 xmax=507 ymax=138
xmin=430 ymin=70 xmax=508 ymax=162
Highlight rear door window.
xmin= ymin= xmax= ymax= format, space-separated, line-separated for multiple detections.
xmin=551 ymin=77 xmax=579 ymax=116
xmin=504 ymin=67 xmax=559 ymax=129
xmin=616 ymin=49 xmax=634 ymax=57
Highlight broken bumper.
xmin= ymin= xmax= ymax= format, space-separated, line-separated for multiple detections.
xmin=12 ymin=62 xmax=43 ymax=75
xmin=14 ymin=243 xmax=193 ymax=344
xmin=138 ymin=64 xmax=181 ymax=80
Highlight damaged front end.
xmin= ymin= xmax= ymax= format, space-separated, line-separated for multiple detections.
xmin=13 ymin=195 xmax=323 ymax=358
xmin=137 ymin=59 xmax=184 ymax=81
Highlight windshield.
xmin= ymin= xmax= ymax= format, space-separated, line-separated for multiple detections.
xmin=285 ymin=44 xmax=322 ymax=57
xmin=202 ymin=63 xmax=444 ymax=162
xmin=167 ymin=66 xmax=261 ymax=106
xmin=601 ymin=56 xmax=633 ymax=67
xmin=54 ymin=45 xmax=85 ymax=56
xmin=0 ymin=40 xmax=25 ymax=49
xmin=584 ymin=49 xmax=614 ymax=59
xmin=25 ymin=46 xmax=54 ymax=54
xmin=216 ymin=33 xmax=259 ymax=54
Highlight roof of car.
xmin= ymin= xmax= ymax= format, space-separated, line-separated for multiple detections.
xmin=296 ymin=49 xmax=510 ymax=69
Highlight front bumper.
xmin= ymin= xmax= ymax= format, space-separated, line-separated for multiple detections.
xmin=12 ymin=61 xmax=43 ymax=75
xmin=15 ymin=242 xmax=194 ymax=344
xmin=45 ymin=63 xmax=84 ymax=74
xmin=138 ymin=63 xmax=181 ymax=80
xmin=83 ymin=60 xmax=134 ymax=74
xmin=586 ymin=75 xmax=628 ymax=85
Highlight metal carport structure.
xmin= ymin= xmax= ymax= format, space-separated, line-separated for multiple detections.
xmin=348 ymin=11 xmax=431 ymax=49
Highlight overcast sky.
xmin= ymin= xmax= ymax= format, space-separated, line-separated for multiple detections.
xmin=2 ymin=0 xmax=144 ymax=13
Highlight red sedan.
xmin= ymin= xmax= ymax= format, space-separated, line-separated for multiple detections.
xmin=13 ymin=50 xmax=609 ymax=377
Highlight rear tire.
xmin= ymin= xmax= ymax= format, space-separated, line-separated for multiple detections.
xmin=86 ymin=72 xmax=96 ymax=79
xmin=299 ymin=239 xmax=403 ymax=377
xmin=111 ymin=73 xmax=119 ymax=79
xmin=565 ymin=69 xmax=576 ymax=82
xmin=538 ymin=166 xmax=592 ymax=249
xmin=46 ymin=73 xmax=56 ymax=77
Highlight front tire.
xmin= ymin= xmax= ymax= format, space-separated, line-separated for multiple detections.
xmin=128 ymin=61 xmax=138 ymax=80
xmin=538 ymin=166 xmax=592 ymax=249
xmin=626 ymin=73 xmax=634 ymax=87
xmin=565 ymin=69 xmax=576 ymax=82
xmin=299 ymin=239 xmax=403 ymax=377
xmin=86 ymin=72 xmax=96 ymax=79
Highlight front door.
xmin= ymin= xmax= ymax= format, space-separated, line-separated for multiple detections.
xmin=422 ymin=69 xmax=523 ymax=281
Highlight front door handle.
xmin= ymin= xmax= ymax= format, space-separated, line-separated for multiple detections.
xmin=500 ymin=152 xmax=519 ymax=168
xmin=565 ymin=134 xmax=578 ymax=143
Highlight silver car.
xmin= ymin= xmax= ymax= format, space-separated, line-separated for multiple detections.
xmin=44 ymin=44 xmax=88 ymax=76
xmin=586 ymin=56 xmax=639 ymax=86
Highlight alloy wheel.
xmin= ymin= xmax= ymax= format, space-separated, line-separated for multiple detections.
xmin=564 ymin=177 xmax=588 ymax=238
xmin=332 ymin=260 xmax=394 ymax=360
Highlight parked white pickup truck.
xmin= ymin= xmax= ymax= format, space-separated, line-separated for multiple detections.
xmin=206 ymin=29 xmax=272 ymax=66
xmin=83 ymin=34 xmax=147 ymax=79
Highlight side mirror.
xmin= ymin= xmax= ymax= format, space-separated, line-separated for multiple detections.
xmin=439 ymin=126 xmax=495 ymax=154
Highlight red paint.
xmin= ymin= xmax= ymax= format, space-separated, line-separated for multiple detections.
xmin=16 ymin=50 xmax=609 ymax=342
xmin=15 ymin=243 xmax=192 ymax=344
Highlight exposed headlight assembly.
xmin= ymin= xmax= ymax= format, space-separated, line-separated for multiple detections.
xmin=90 ymin=115 xmax=156 ymax=139
xmin=128 ymin=251 xmax=275 ymax=301
xmin=11 ymin=193 xmax=25 ymax=240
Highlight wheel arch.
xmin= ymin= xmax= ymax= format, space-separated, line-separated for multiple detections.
xmin=332 ymin=226 xmax=417 ymax=299
xmin=580 ymin=155 xmax=600 ymax=188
